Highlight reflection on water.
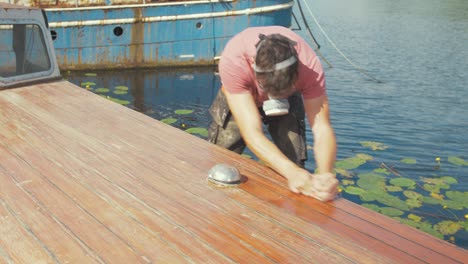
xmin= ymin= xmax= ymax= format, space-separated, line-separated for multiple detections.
xmin=66 ymin=67 xmax=220 ymax=132
xmin=65 ymin=0 xmax=468 ymax=249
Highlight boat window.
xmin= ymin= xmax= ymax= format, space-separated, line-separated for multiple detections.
xmin=0 ymin=23 xmax=51 ymax=79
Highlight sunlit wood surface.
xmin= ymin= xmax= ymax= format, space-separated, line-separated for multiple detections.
xmin=0 ymin=82 xmax=466 ymax=263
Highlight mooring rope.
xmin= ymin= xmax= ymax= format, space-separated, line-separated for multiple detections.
xmin=295 ymin=0 xmax=333 ymax=68
xmin=296 ymin=0 xmax=382 ymax=83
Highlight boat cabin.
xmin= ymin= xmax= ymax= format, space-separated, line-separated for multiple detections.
xmin=0 ymin=3 xmax=61 ymax=89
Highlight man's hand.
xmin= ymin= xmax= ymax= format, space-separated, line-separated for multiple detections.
xmin=306 ymin=172 xmax=339 ymax=202
xmin=288 ymin=170 xmax=339 ymax=202
xmin=287 ymin=168 xmax=313 ymax=194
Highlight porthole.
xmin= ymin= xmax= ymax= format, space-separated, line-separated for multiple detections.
xmin=50 ymin=30 xmax=57 ymax=40
xmin=113 ymin=26 xmax=124 ymax=36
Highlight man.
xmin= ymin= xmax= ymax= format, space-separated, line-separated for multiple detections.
xmin=208 ymin=26 xmax=338 ymax=202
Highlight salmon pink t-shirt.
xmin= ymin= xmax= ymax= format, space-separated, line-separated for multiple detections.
xmin=218 ymin=26 xmax=326 ymax=106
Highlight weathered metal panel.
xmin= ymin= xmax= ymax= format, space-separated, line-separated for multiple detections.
xmin=1 ymin=0 xmax=34 ymax=6
xmin=9 ymin=0 xmax=108 ymax=8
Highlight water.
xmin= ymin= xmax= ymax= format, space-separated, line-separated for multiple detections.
xmin=66 ymin=0 xmax=468 ymax=249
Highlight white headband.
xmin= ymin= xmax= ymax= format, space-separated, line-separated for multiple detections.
xmin=253 ymin=56 xmax=297 ymax=73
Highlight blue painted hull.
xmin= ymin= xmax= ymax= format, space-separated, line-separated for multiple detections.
xmin=33 ymin=0 xmax=294 ymax=70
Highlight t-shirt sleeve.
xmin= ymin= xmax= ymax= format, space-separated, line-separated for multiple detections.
xmin=218 ymin=35 xmax=253 ymax=94
xmin=295 ymin=38 xmax=326 ymax=99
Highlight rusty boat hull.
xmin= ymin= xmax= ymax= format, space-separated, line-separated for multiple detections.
xmin=2 ymin=0 xmax=294 ymax=70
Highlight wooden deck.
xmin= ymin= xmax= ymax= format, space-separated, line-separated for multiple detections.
xmin=0 ymin=82 xmax=466 ymax=263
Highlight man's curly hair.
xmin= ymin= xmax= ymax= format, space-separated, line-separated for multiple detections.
xmin=254 ymin=33 xmax=299 ymax=97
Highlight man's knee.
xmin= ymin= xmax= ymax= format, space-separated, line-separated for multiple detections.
xmin=207 ymin=89 xmax=246 ymax=153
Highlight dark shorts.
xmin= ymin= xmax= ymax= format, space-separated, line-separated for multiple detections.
xmin=207 ymin=89 xmax=307 ymax=167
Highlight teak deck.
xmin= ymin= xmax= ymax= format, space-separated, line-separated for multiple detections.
xmin=0 ymin=82 xmax=466 ymax=263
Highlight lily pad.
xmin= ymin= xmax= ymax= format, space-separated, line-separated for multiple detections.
xmin=400 ymin=158 xmax=417 ymax=164
xmin=406 ymin=198 xmax=423 ymax=208
xmin=175 ymin=109 xmax=194 ymax=115
xmin=447 ymin=156 xmax=468 ymax=166
xmin=344 ymin=186 xmax=366 ymax=195
xmin=335 ymin=157 xmax=367 ymax=170
xmin=84 ymin=73 xmax=97 ymax=76
xmin=357 ymin=173 xmax=387 ymax=191
xmin=421 ymin=196 xmax=443 ymax=205
xmin=403 ymin=190 xmax=422 ymax=200
xmin=423 ymin=184 xmax=441 ymax=193
xmin=360 ymin=141 xmax=388 ymax=151
xmin=440 ymin=176 xmax=458 ymax=184
xmin=373 ymin=168 xmax=390 ymax=175
xmin=81 ymin=81 xmax=96 ymax=87
xmin=113 ymin=90 xmax=128 ymax=95
xmin=94 ymin=88 xmax=110 ymax=93
xmin=115 ymin=85 xmax=129 ymax=91
xmin=335 ymin=168 xmax=353 ymax=178
xmin=418 ymin=222 xmax=443 ymax=239
xmin=434 ymin=221 xmax=462 ymax=235
xmin=440 ymin=200 xmax=464 ymax=210
xmin=362 ymin=203 xmax=380 ymax=212
xmin=359 ymin=191 xmax=379 ymax=202
xmin=408 ymin=213 xmax=422 ymax=222
xmin=107 ymin=97 xmax=130 ymax=105
xmin=185 ymin=127 xmax=208 ymax=137
xmin=395 ymin=217 xmax=421 ymax=229
xmin=445 ymin=191 xmax=468 ymax=208
xmin=161 ymin=118 xmax=177 ymax=125
xmin=422 ymin=177 xmax=457 ymax=186
xmin=356 ymin=153 xmax=373 ymax=161
xmin=341 ymin=179 xmax=354 ymax=186
xmin=430 ymin=192 xmax=444 ymax=200
xmin=386 ymin=185 xmax=403 ymax=192
xmin=389 ymin=178 xmax=416 ymax=188
xmin=380 ymin=207 xmax=404 ymax=217
xmin=375 ymin=193 xmax=409 ymax=211
xmin=462 ymin=220 xmax=468 ymax=232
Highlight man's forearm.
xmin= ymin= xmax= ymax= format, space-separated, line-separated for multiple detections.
xmin=245 ymin=133 xmax=299 ymax=179
xmin=313 ymin=125 xmax=337 ymax=174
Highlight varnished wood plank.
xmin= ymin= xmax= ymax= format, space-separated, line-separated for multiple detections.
xmin=148 ymin=154 xmax=405 ymax=263
xmin=243 ymin=168 xmax=466 ymax=264
xmin=0 ymin=100 xmax=212 ymax=262
xmin=0 ymin=198 xmax=56 ymax=263
xmin=125 ymin=148 xmax=392 ymax=262
xmin=333 ymin=197 xmax=467 ymax=262
xmin=17 ymin=84 xmax=468 ymax=262
xmin=0 ymin=158 xmax=102 ymax=264
xmin=0 ymin=252 xmax=12 ymax=264
xmin=1 ymin=83 xmax=466 ymax=263
xmin=151 ymin=161 xmax=387 ymax=263
xmin=155 ymin=138 xmax=466 ymax=264
xmin=0 ymin=101 xmax=187 ymax=263
xmin=4 ymin=85 xmax=355 ymax=262
xmin=17 ymin=85 xmax=384 ymax=262
xmin=130 ymin=140 xmax=454 ymax=264
xmin=0 ymin=86 xmax=279 ymax=263
xmin=238 ymin=161 xmax=467 ymax=263
xmin=22 ymin=89 xmax=392 ymax=262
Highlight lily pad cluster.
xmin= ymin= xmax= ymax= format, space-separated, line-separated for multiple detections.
xmin=77 ymin=72 xmax=209 ymax=138
xmin=79 ymin=75 xmax=130 ymax=106
xmin=161 ymin=109 xmax=208 ymax=137
xmin=337 ymin=141 xmax=468 ymax=243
